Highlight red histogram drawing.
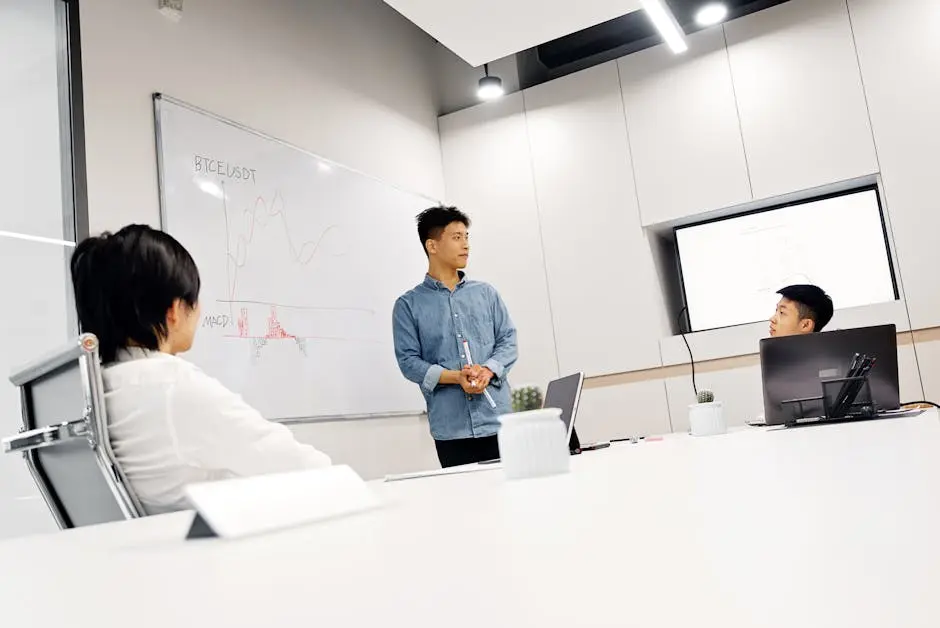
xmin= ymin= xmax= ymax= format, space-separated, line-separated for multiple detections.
xmin=224 ymin=306 xmax=379 ymax=345
xmin=237 ymin=308 xmax=249 ymax=338
xmin=265 ymin=307 xmax=293 ymax=340
xmin=229 ymin=306 xmax=308 ymax=359
xmin=235 ymin=306 xmax=296 ymax=340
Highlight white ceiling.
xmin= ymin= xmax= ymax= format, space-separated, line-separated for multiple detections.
xmin=383 ymin=0 xmax=645 ymax=67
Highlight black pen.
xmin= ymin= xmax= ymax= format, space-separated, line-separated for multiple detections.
xmin=611 ymin=436 xmax=644 ymax=444
xmin=847 ymin=352 xmax=862 ymax=377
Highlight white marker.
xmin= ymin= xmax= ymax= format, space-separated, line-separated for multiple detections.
xmin=462 ymin=339 xmax=497 ymax=409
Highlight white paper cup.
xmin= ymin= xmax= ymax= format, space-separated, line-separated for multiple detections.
xmin=689 ymin=401 xmax=727 ymax=437
xmin=497 ymin=408 xmax=571 ymax=480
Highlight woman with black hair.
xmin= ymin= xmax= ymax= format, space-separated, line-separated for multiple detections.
xmin=71 ymin=224 xmax=331 ymax=514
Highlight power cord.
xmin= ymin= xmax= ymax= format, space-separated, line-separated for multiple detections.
xmin=901 ymin=401 xmax=940 ymax=409
xmin=677 ymin=306 xmax=697 ymax=397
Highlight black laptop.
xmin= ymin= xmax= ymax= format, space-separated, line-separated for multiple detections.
xmin=759 ymin=324 xmax=901 ymax=426
xmin=542 ymin=372 xmax=585 ymax=452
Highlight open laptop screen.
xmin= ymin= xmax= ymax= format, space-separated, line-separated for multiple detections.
xmin=759 ymin=324 xmax=900 ymax=425
xmin=542 ymin=373 xmax=584 ymax=441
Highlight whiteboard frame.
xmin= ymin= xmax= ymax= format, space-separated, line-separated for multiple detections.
xmin=274 ymin=410 xmax=426 ymax=425
xmin=151 ymin=93 xmax=440 ymax=421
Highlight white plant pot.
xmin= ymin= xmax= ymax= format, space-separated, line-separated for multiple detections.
xmin=689 ymin=401 xmax=727 ymax=437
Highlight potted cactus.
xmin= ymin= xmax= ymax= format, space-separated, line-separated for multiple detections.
xmin=696 ymin=389 xmax=715 ymax=404
xmin=511 ymin=385 xmax=543 ymax=413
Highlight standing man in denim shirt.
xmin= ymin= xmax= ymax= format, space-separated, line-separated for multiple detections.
xmin=393 ymin=206 xmax=518 ymax=468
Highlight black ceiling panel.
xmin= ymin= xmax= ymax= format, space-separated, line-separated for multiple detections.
xmin=535 ymin=0 xmax=791 ymax=70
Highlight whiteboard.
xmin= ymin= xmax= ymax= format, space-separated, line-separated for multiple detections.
xmin=154 ymin=95 xmax=432 ymax=420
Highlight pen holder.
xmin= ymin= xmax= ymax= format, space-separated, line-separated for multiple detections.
xmin=780 ymin=396 xmax=825 ymax=422
xmin=821 ymin=377 xmax=873 ymax=419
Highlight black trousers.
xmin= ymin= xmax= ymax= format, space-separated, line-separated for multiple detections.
xmin=434 ymin=435 xmax=500 ymax=468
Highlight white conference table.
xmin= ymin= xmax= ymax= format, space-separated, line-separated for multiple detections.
xmin=2 ymin=412 xmax=940 ymax=627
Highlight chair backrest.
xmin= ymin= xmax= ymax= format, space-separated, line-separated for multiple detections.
xmin=2 ymin=334 xmax=143 ymax=528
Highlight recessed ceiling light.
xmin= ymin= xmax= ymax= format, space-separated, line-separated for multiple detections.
xmin=695 ymin=3 xmax=729 ymax=27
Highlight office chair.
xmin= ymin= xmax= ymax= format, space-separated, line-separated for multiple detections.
xmin=2 ymin=334 xmax=143 ymax=529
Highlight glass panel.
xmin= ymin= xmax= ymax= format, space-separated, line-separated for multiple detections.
xmin=0 ymin=0 xmax=69 ymax=241
xmin=0 ymin=236 xmax=73 ymax=539
xmin=0 ymin=0 xmax=77 ymax=538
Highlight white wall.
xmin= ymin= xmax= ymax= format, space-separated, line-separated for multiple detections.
xmin=913 ymin=334 xmax=940 ymax=404
xmin=618 ymin=27 xmax=751 ymax=226
xmin=724 ymin=0 xmax=878 ymax=199
xmin=846 ymin=0 xmax=940 ymax=331
xmin=578 ymin=380 xmax=672 ymax=441
xmin=439 ymin=0 xmax=940 ymax=438
xmin=288 ymin=415 xmax=440 ymax=480
xmin=80 ymin=0 xmax=446 ymax=234
xmin=523 ymin=62 xmax=665 ymax=377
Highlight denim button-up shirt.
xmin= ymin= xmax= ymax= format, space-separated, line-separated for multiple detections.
xmin=392 ymin=273 xmax=518 ymax=440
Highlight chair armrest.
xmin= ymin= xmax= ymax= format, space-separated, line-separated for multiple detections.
xmin=2 ymin=417 xmax=90 ymax=454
